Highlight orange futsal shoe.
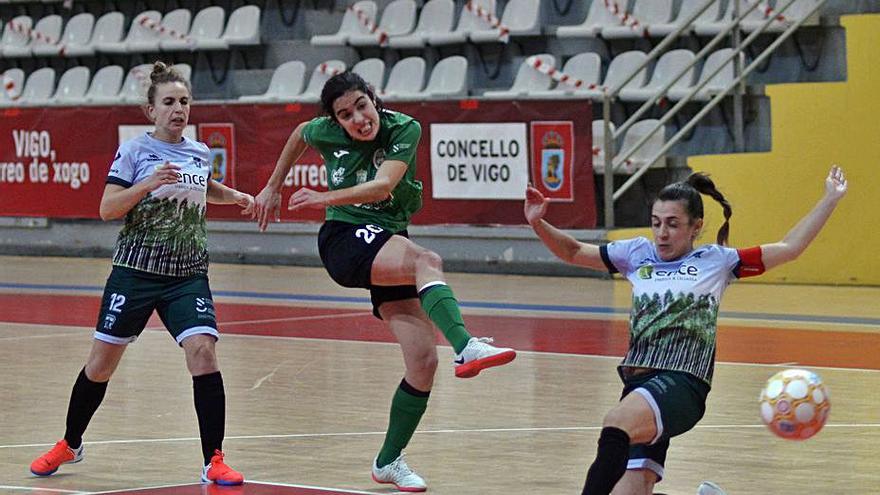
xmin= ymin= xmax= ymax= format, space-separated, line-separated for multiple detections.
xmin=30 ymin=439 xmax=84 ymax=476
xmin=453 ymin=337 xmax=517 ymax=378
xmin=201 ymin=450 xmax=244 ymax=486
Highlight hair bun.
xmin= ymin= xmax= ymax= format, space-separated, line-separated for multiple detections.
xmin=150 ymin=61 xmax=169 ymax=83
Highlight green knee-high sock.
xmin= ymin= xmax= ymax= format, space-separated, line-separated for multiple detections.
xmin=419 ymin=283 xmax=472 ymax=354
xmin=376 ymin=379 xmax=430 ymax=468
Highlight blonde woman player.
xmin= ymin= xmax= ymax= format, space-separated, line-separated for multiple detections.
xmin=30 ymin=62 xmax=254 ymax=486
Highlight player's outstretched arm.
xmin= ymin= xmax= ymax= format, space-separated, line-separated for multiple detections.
xmin=253 ymin=122 xmax=310 ymax=231
xmin=524 ymin=186 xmax=605 ymax=270
xmin=759 ymin=166 xmax=848 ymax=271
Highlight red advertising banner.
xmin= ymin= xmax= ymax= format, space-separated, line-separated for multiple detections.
xmin=0 ymin=100 xmax=594 ymax=227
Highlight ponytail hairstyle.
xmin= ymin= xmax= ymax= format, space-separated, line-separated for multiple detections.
xmin=656 ymin=172 xmax=733 ymax=245
xmin=146 ymin=61 xmax=191 ymax=105
xmin=319 ymin=70 xmax=384 ymax=122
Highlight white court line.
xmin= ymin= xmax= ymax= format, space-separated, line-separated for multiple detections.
xmin=0 ymin=486 xmax=84 ymax=494
xmin=85 ymin=482 xmax=196 ymax=494
xmin=143 ymin=311 xmax=368 ymax=330
xmin=247 ymin=480 xmax=383 ymax=494
xmin=0 ymin=332 xmax=86 ymax=341
xmin=4 ymin=422 xmax=880 ymax=452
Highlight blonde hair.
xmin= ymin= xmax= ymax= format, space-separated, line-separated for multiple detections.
xmin=146 ymin=61 xmax=190 ymax=104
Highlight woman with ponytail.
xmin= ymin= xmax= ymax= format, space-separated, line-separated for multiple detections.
xmin=524 ymin=166 xmax=847 ymax=495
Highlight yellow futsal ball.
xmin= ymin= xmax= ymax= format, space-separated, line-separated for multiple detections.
xmin=759 ymin=369 xmax=831 ymax=440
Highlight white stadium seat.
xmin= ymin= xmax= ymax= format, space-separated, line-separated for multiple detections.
xmin=421 ymin=55 xmax=468 ymax=98
xmin=311 ymin=0 xmax=377 ymax=46
xmin=349 ymin=0 xmax=417 ymax=46
xmin=352 ymin=58 xmax=387 ymax=92
xmin=483 ymin=53 xmax=555 ymax=99
xmin=387 ymin=0 xmax=454 ymax=49
xmin=239 ymin=61 xmax=307 ymax=102
xmin=382 ymin=56 xmax=426 ymax=100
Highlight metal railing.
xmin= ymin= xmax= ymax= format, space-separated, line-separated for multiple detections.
xmin=600 ymin=0 xmax=826 ymax=227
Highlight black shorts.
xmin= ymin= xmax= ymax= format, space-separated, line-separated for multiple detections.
xmin=94 ymin=266 xmax=218 ymax=346
xmin=619 ymin=369 xmax=711 ymax=481
xmin=318 ymin=220 xmax=418 ymax=319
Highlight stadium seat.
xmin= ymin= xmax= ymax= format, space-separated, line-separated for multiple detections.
xmin=238 ymin=60 xmax=307 ymax=102
xmin=52 ymin=66 xmax=90 ymax=105
xmin=298 ymin=60 xmax=348 ymax=103
xmin=614 ymin=119 xmax=666 ymax=174
xmin=602 ymin=0 xmax=673 ymax=39
xmin=349 ymin=0 xmax=417 ymax=47
xmin=693 ymin=0 xmax=738 ymax=36
xmin=171 ymin=63 xmax=192 ymax=82
xmin=555 ymin=0 xmax=620 ymax=38
xmin=648 ymin=0 xmax=710 ymax=37
xmin=19 ymin=67 xmax=56 ymax=106
xmin=37 ymin=12 xmax=94 ymax=57
xmin=619 ymin=49 xmax=696 ymax=102
xmin=529 ymin=51 xmax=602 ymax=98
xmin=352 ymin=58 xmax=386 ymax=92
xmin=482 ymin=53 xmax=555 ymax=99
xmin=0 ymin=68 xmax=25 ymax=106
xmin=28 ymin=15 xmax=63 ymax=56
xmin=428 ymin=0 xmax=496 ymax=46
xmin=470 ymin=0 xmax=541 ymax=43
xmin=311 ymin=0 xmax=377 ymax=47
xmin=87 ymin=12 xmax=125 ymax=55
xmin=387 ymin=0 xmax=454 ymax=49
xmin=743 ymin=0 xmax=820 ymax=32
xmin=85 ymin=65 xmax=124 ymax=104
xmin=125 ymin=10 xmax=164 ymax=53
xmin=667 ymin=48 xmax=739 ymax=101
xmin=161 ymin=6 xmax=224 ymax=51
xmin=382 ymin=56 xmax=426 ymax=100
xmin=119 ymin=63 xmax=153 ymax=104
xmin=558 ymin=50 xmax=648 ymax=101
xmin=1 ymin=15 xmax=35 ymax=58
xmin=421 ymin=55 xmax=468 ymax=98
xmin=96 ymin=10 xmax=158 ymax=53
xmin=223 ymin=5 xmax=261 ymax=47
xmin=153 ymin=8 xmax=192 ymax=48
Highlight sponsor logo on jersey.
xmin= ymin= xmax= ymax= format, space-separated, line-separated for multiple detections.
xmin=332 ymin=167 xmax=346 ymax=186
xmin=372 ymin=149 xmax=385 ymax=169
xmin=333 ymin=149 xmax=350 ymax=159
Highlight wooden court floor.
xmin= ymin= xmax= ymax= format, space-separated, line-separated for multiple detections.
xmin=1 ymin=255 xmax=879 ymax=495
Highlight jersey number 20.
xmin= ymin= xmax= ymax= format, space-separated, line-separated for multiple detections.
xmin=355 ymin=224 xmax=385 ymax=244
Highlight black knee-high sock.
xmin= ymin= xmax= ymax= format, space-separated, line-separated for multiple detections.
xmin=193 ymin=371 xmax=225 ymax=465
xmin=582 ymin=426 xmax=631 ymax=495
xmin=64 ymin=368 xmax=109 ymax=450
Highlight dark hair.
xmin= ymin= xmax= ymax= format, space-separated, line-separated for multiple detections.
xmin=319 ymin=70 xmax=384 ymax=121
xmin=146 ymin=61 xmax=190 ymax=104
xmin=656 ymin=172 xmax=733 ymax=245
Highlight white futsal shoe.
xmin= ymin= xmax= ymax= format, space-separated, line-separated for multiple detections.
xmin=371 ymin=453 xmax=427 ymax=492
xmin=697 ymin=481 xmax=728 ymax=495
xmin=453 ymin=336 xmax=516 ymax=378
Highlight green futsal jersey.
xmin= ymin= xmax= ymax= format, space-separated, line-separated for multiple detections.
xmin=302 ymin=110 xmax=423 ymax=232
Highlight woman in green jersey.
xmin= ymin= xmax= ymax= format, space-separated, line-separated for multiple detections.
xmin=30 ymin=62 xmax=251 ymax=486
xmin=525 ymin=167 xmax=847 ymax=495
xmin=252 ymin=71 xmax=516 ymax=492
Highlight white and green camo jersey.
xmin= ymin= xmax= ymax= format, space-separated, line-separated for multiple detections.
xmin=600 ymin=237 xmax=762 ymax=384
xmin=106 ymin=133 xmax=211 ymax=277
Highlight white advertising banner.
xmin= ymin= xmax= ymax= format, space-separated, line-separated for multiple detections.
xmin=429 ymin=123 xmax=528 ymax=199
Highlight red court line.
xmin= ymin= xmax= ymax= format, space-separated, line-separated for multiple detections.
xmin=2 ymin=294 xmax=879 ymax=370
